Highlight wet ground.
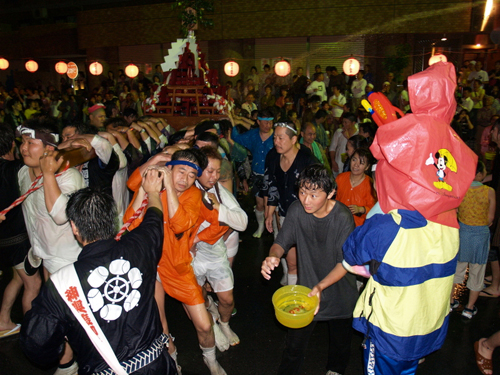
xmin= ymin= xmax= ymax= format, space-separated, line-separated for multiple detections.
xmin=1 ymin=194 xmax=500 ymax=375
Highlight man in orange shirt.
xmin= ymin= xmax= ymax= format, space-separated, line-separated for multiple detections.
xmin=124 ymin=148 xmax=228 ymax=375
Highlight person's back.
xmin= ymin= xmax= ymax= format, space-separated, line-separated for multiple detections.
xmin=21 ymin=183 xmax=177 ymax=374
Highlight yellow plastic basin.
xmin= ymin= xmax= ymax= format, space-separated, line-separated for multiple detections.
xmin=272 ymin=285 xmax=319 ymax=329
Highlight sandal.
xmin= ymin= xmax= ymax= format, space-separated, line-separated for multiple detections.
xmin=462 ymin=306 xmax=478 ymax=319
xmin=450 ymin=299 xmax=460 ymax=310
xmin=475 ymin=340 xmax=493 ymax=375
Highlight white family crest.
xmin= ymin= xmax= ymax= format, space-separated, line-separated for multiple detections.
xmin=87 ymin=258 xmax=143 ymax=322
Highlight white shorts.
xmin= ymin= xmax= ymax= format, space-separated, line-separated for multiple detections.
xmin=225 ymin=231 xmax=239 ymax=258
xmin=192 ymin=255 xmax=234 ymax=293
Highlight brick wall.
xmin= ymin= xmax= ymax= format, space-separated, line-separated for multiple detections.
xmin=76 ymin=0 xmax=472 ymax=49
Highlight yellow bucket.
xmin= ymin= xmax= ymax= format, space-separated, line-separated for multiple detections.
xmin=272 ymin=285 xmax=319 ymax=329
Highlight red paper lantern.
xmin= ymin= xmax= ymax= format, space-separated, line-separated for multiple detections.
xmin=0 ymin=58 xmax=9 ymax=70
xmin=25 ymin=60 xmax=38 ymax=73
xmin=224 ymin=61 xmax=239 ymax=77
xmin=275 ymin=61 xmax=291 ymax=77
xmin=343 ymin=58 xmax=360 ymax=76
xmin=55 ymin=61 xmax=68 ymax=74
xmin=429 ymin=54 xmax=448 ymax=66
xmin=89 ymin=61 xmax=103 ymax=76
xmin=125 ymin=64 xmax=139 ymax=79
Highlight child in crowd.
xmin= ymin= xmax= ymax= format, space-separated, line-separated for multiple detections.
xmin=450 ymin=161 xmax=495 ymax=319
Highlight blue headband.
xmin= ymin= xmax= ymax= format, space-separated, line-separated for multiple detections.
xmin=166 ymin=160 xmax=203 ymax=177
xmin=257 ymin=117 xmax=274 ymax=121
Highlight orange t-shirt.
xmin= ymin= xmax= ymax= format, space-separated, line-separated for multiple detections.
xmin=336 ymin=172 xmax=377 ymax=227
xmin=124 ymin=168 xmax=227 ymax=305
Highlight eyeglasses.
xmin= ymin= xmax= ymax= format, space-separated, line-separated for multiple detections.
xmin=274 ymin=122 xmax=297 ymax=134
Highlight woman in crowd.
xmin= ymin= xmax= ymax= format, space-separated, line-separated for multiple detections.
xmin=335 ymin=147 xmax=377 ymax=227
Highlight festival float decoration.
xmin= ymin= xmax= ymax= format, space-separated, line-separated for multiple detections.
xmin=146 ymin=21 xmax=231 ymax=130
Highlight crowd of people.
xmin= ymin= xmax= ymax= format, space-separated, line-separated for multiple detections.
xmin=0 ymin=57 xmax=498 ymax=375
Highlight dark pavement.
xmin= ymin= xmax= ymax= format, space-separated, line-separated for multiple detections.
xmin=2 ymin=193 xmax=500 ymax=375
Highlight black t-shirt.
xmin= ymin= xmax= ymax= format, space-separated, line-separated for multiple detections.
xmin=275 ymin=200 xmax=358 ymax=320
xmin=0 ymin=158 xmax=27 ymax=240
xmin=264 ymin=145 xmax=319 ymax=217
xmin=21 ymin=208 xmax=165 ymax=374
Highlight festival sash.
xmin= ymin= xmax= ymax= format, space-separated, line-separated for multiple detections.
xmin=51 ymin=265 xmax=128 ymax=375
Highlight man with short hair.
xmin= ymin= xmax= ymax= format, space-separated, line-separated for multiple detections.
xmin=351 ymin=70 xmax=367 ymax=112
xmin=329 ymin=112 xmax=359 ymax=177
xmin=18 ymin=117 xmax=86 ymax=375
xmin=124 ymin=148 xmax=229 ymax=375
xmin=231 ymin=109 xmax=275 ymax=238
xmin=468 ymin=61 xmax=489 ymax=85
xmin=88 ymin=104 xmax=106 ymax=130
xmin=329 ymin=85 xmax=346 ymax=126
xmin=300 ymin=123 xmax=330 ymax=168
xmin=193 ymin=146 xmax=248 ymax=346
xmin=328 ymin=67 xmax=346 ymax=94
xmin=262 ymin=163 xmax=357 ymax=375
xmin=457 ymin=87 xmax=474 ymax=114
xmin=241 ymin=93 xmax=257 ymax=115
xmin=306 ymin=72 xmax=327 ymax=102
xmin=21 ymin=173 xmax=178 ymax=375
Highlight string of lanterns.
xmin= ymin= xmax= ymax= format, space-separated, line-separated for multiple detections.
xmin=0 ymin=54 xmax=450 ymax=79
xmin=0 ymin=57 xmax=140 ymax=79
xmin=224 ymin=57 xmax=362 ymax=78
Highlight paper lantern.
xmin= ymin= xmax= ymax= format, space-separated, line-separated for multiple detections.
xmin=89 ymin=61 xmax=103 ymax=76
xmin=224 ymin=61 xmax=239 ymax=77
xmin=125 ymin=64 xmax=139 ymax=79
xmin=25 ymin=60 xmax=38 ymax=73
xmin=343 ymin=58 xmax=360 ymax=76
xmin=275 ymin=60 xmax=291 ymax=77
xmin=0 ymin=58 xmax=9 ymax=70
xmin=55 ymin=61 xmax=67 ymax=74
xmin=429 ymin=54 xmax=448 ymax=66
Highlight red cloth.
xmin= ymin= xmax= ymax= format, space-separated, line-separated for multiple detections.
xmin=370 ymin=62 xmax=478 ymax=228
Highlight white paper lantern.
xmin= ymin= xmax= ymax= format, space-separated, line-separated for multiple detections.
xmin=125 ymin=64 xmax=139 ymax=79
xmin=343 ymin=58 xmax=360 ymax=76
xmin=224 ymin=61 xmax=239 ymax=77
xmin=275 ymin=61 xmax=291 ymax=77
xmin=25 ymin=60 xmax=38 ymax=73
xmin=0 ymin=58 xmax=9 ymax=70
xmin=89 ymin=61 xmax=103 ymax=76
xmin=55 ymin=61 xmax=68 ymax=74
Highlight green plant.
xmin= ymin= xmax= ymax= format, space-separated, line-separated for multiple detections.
xmin=382 ymin=43 xmax=411 ymax=82
xmin=172 ymin=0 xmax=215 ymax=37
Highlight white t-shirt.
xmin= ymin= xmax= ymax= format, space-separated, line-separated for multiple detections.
xmin=329 ymin=94 xmax=346 ymax=118
xmin=468 ymin=70 xmax=489 ymax=84
xmin=329 ymin=127 xmax=359 ymax=177
xmin=306 ymin=81 xmax=327 ymax=102
xmin=351 ymin=79 xmax=367 ymax=98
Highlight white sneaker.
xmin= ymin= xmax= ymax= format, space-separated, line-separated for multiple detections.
xmin=212 ymin=321 xmax=230 ymax=352
xmin=203 ymin=357 xmax=227 ymax=375
xmin=219 ymin=321 xmax=240 ymax=346
xmin=53 ymin=362 xmax=78 ymax=375
xmin=206 ymin=295 xmax=220 ymax=322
